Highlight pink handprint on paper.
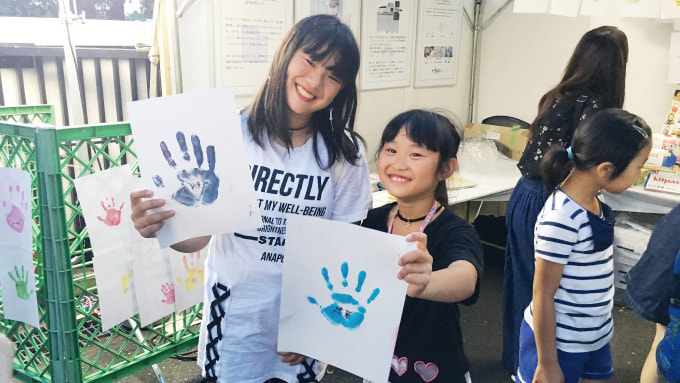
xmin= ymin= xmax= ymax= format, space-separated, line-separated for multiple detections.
xmin=2 ymin=185 xmax=29 ymax=233
xmin=161 ymin=283 xmax=175 ymax=304
xmin=176 ymin=251 xmax=204 ymax=291
xmin=97 ymin=197 xmax=124 ymax=226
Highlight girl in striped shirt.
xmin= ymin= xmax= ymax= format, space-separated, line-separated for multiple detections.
xmin=517 ymin=109 xmax=652 ymax=383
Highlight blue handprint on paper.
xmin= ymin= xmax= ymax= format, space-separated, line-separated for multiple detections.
xmin=152 ymin=131 xmax=219 ymax=207
xmin=307 ymin=261 xmax=380 ymax=330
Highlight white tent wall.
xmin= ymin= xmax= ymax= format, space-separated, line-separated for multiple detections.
xmin=476 ymin=4 xmax=676 ymax=133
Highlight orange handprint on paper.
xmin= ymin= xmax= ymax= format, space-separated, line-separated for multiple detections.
xmin=176 ymin=251 xmax=204 ymax=291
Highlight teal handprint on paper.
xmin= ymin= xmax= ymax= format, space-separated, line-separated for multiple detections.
xmin=8 ymin=265 xmax=34 ymax=300
xmin=307 ymin=261 xmax=380 ymax=330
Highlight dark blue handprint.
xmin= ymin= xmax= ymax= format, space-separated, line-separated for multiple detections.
xmin=307 ymin=261 xmax=380 ymax=329
xmin=153 ymin=131 xmax=219 ymax=207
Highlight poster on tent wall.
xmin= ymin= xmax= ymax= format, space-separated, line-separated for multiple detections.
xmin=513 ymin=0 xmax=549 ymax=13
xmin=214 ymin=0 xmax=293 ymax=95
xmin=662 ymin=0 xmax=680 ymax=19
xmin=580 ymin=0 xmax=616 ymax=16
xmin=294 ymin=0 xmax=361 ymax=41
xmin=414 ymin=0 xmax=463 ymax=88
xmin=360 ymin=0 xmax=416 ymax=90
xmin=617 ymin=0 xmax=661 ymax=18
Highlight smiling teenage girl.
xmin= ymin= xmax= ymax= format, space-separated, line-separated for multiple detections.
xmin=130 ymin=15 xmax=370 ymax=383
xmin=361 ymin=110 xmax=483 ymax=383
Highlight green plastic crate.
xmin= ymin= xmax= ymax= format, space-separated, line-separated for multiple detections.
xmin=0 ymin=106 xmax=203 ymax=383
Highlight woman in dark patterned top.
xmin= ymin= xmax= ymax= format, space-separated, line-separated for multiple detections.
xmin=502 ymin=25 xmax=628 ymax=377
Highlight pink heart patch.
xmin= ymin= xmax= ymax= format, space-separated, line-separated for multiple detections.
xmin=414 ymin=361 xmax=439 ymax=382
xmin=391 ymin=355 xmax=408 ymax=376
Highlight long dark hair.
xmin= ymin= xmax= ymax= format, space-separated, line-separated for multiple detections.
xmin=541 ymin=108 xmax=651 ymax=191
xmin=530 ymin=26 xmax=628 ymax=137
xmin=377 ymin=109 xmax=461 ymax=208
xmin=248 ymin=14 xmax=362 ymax=169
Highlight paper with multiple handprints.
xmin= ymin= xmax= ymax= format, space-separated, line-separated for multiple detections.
xmin=75 ymin=165 xmax=206 ymax=329
xmin=132 ymin=240 xmax=176 ymax=326
xmin=279 ymin=215 xmax=413 ymax=383
xmin=168 ymin=248 xmax=206 ymax=312
xmin=128 ymin=87 xmax=261 ymax=248
xmin=0 ymin=168 xmax=39 ymax=327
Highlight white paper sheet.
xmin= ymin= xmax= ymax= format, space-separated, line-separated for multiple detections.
xmin=167 ymin=247 xmax=205 ymax=312
xmin=0 ymin=245 xmax=40 ymax=328
xmin=128 ymin=87 xmax=261 ymax=248
xmin=132 ymin=239 xmax=176 ymax=327
xmin=279 ymin=215 xmax=413 ymax=383
xmin=0 ymin=168 xmax=32 ymax=249
xmin=617 ymin=0 xmax=661 ymax=18
xmin=0 ymin=169 xmax=39 ymax=327
xmin=580 ymin=0 xmax=616 ymax=16
xmin=550 ymin=0 xmax=581 ymax=16
xmin=93 ymin=247 xmax=138 ymax=331
xmin=513 ymin=0 xmax=549 ymax=13
xmin=662 ymin=0 xmax=680 ymax=19
xmin=73 ymin=165 xmax=138 ymax=253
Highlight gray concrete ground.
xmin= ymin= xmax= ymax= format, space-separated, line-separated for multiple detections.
xmin=113 ymin=246 xmax=654 ymax=383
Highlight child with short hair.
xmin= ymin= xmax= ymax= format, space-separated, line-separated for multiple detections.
xmin=517 ymin=109 xmax=652 ymax=383
xmin=361 ymin=109 xmax=484 ymax=383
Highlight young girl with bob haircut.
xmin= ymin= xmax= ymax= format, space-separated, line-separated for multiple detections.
xmin=517 ymin=109 xmax=652 ymax=383
xmin=361 ymin=109 xmax=484 ymax=383
xmin=503 ymin=25 xmax=629 ymax=375
xmin=130 ymin=15 xmax=371 ymax=383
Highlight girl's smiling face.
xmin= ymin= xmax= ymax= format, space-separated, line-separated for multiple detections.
xmin=378 ymin=128 xmax=447 ymax=204
xmin=285 ymin=48 xmax=343 ymax=127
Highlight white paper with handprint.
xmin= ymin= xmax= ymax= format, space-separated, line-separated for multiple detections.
xmin=128 ymin=87 xmax=261 ymax=248
xmin=662 ymin=0 xmax=680 ymax=18
xmin=0 ymin=168 xmax=32 ymax=250
xmin=167 ymin=247 xmax=205 ymax=312
xmin=0 ymin=245 xmax=40 ymax=327
xmin=73 ymin=165 xmax=139 ymax=253
xmin=131 ymin=239 xmax=176 ymax=327
xmin=279 ymin=215 xmax=413 ymax=383
xmin=93 ymin=247 xmax=138 ymax=331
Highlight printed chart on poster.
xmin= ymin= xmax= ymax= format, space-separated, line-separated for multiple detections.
xmin=294 ymin=0 xmax=361 ymax=40
xmin=361 ymin=0 xmax=416 ymax=90
xmin=279 ymin=215 xmax=413 ymax=383
xmin=414 ymin=0 xmax=463 ymax=88
xmin=214 ymin=0 xmax=294 ymax=95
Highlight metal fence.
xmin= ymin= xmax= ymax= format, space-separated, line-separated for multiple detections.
xmin=0 ymin=105 xmax=202 ymax=383
xmin=0 ymin=44 xmax=160 ymax=127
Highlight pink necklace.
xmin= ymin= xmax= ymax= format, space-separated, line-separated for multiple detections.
xmin=388 ymin=201 xmax=440 ymax=234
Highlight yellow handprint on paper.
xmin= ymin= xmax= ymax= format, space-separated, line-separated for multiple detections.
xmin=121 ymin=269 xmax=133 ymax=293
xmin=176 ymin=251 xmax=204 ymax=291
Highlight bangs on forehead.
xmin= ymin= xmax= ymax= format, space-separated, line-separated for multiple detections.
xmin=402 ymin=120 xmax=439 ymax=152
xmin=299 ymin=30 xmax=356 ymax=81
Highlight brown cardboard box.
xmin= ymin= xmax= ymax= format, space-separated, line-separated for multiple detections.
xmin=464 ymin=123 xmax=530 ymax=161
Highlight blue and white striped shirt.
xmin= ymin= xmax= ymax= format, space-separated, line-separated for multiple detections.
xmin=524 ymin=190 xmax=614 ymax=353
